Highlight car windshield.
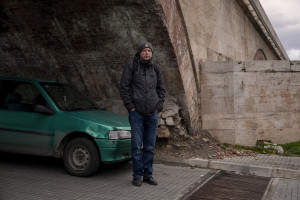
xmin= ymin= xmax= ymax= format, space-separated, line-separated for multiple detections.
xmin=40 ymin=82 xmax=99 ymax=111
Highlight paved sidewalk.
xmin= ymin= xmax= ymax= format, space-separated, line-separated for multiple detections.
xmin=188 ymin=154 xmax=300 ymax=178
xmin=2 ymin=153 xmax=300 ymax=200
xmin=221 ymin=155 xmax=300 ymax=170
xmin=265 ymin=178 xmax=300 ymax=200
xmin=0 ymin=154 xmax=211 ymax=200
xmin=186 ymin=155 xmax=300 ymax=200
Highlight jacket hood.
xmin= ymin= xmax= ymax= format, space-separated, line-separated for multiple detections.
xmin=133 ymin=53 xmax=153 ymax=66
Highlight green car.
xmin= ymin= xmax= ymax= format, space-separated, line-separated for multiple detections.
xmin=0 ymin=77 xmax=131 ymax=177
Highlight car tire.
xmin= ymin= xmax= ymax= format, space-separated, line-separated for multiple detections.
xmin=63 ymin=137 xmax=100 ymax=177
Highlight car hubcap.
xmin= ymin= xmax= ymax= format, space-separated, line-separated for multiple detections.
xmin=70 ymin=146 xmax=90 ymax=170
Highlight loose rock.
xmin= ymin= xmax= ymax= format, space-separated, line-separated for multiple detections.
xmin=274 ymin=146 xmax=284 ymax=154
xmin=166 ymin=117 xmax=175 ymax=126
xmin=162 ymin=110 xmax=177 ymax=119
xmin=158 ymin=118 xmax=165 ymax=126
xmin=157 ymin=126 xmax=170 ymax=138
xmin=202 ymin=138 xmax=210 ymax=143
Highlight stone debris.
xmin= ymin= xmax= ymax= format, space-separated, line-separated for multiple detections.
xmin=158 ymin=118 xmax=165 ymax=126
xmin=211 ymin=146 xmax=257 ymax=160
xmin=165 ymin=117 xmax=175 ymax=126
xmin=157 ymin=126 xmax=170 ymax=138
xmin=162 ymin=109 xmax=177 ymax=119
xmin=163 ymin=99 xmax=180 ymax=114
xmin=155 ymin=99 xmax=260 ymax=160
xmin=256 ymin=140 xmax=284 ymax=154
xmin=274 ymin=146 xmax=284 ymax=154
xmin=202 ymin=138 xmax=210 ymax=143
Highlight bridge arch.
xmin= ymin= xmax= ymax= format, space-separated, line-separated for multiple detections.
xmin=253 ymin=49 xmax=267 ymax=60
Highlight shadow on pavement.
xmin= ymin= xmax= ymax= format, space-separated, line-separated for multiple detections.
xmin=0 ymin=151 xmax=132 ymax=177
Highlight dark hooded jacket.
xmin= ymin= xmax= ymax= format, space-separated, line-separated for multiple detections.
xmin=120 ymin=53 xmax=166 ymax=116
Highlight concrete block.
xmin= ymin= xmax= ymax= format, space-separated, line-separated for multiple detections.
xmin=271 ymin=60 xmax=291 ymax=71
xmin=201 ymin=73 xmax=226 ymax=86
xmin=224 ymin=97 xmax=234 ymax=113
xmin=234 ymin=72 xmax=257 ymax=85
xmin=188 ymin=158 xmax=209 ymax=168
xmin=235 ymin=130 xmax=259 ymax=146
xmin=200 ymin=61 xmax=233 ymax=73
xmin=201 ymin=97 xmax=225 ymax=114
xmin=291 ymin=61 xmax=300 ymax=71
xmin=216 ymin=119 xmax=235 ymax=129
xmin=202 ymin=119 xmax=216 ymax=130
xmin=232 ymin=61 xmax=245 ymax=72
xmin=273 ymin=168 xmax=300 ymax=179
xmin=245 ymin=61 xmax=273 ymax=72
xmin=208 ymin=129 xmax=236 ymax=144
xmin=234 ymin=96 xmax=257 ymax=113
xmin=248 ymin=165 xmax=274 ymax=177
xmin=209 ymin=161 xmax=250 ymax=174
xmin=201 ymin=86 xmax=227 ymax=98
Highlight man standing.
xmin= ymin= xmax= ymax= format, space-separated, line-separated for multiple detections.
xmin=120 ymin=42 xmax=166 ymax=186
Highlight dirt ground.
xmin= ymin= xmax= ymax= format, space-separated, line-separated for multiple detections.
xmin=154 ymin=129 xmax=257 ymax=160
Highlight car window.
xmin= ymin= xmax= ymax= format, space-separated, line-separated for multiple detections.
xmin=0 ymin=80 xmax=51 ymax=113
xmin=40 ymin=82 xmax=98 ymax=111
xmin=14 ymin=83 xmax=39 ymax=105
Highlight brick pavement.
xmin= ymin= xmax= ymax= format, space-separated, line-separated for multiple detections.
xmin=221 ymin=155 xmax=300 ymax=170
xmin=265 ymin=178 xmax=300 ymax=200
xmin=188 ymin=155 xmax=300 ymax=200
xmin=0 ymin=154 xmax=211 ymax=200
xmin=2 ymin=153 xmax=300 ymax=200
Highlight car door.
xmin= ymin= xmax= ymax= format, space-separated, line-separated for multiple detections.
xmin=0 ymin=80 xmax=56 ymax=156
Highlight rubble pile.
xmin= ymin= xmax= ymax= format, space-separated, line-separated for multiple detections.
xmin=157 ymin=99 xmax=189 ymax=139
xmin=153 ymin=99 xmax=269 ymax=160
xmin=208 ymin=145 xmax=257 ymax=159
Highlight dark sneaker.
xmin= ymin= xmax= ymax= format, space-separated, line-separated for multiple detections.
xmin=143 ymin=177 xmax=158 ymax=185
xmin=132 ymin=178 xmax=142 ymax=186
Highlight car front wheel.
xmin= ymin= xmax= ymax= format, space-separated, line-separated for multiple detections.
xmin=63 ymin=137 xmax=100 ymax=177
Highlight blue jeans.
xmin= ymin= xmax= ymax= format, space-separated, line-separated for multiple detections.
xmin=129 ymin=110 xmax=158 ymax=179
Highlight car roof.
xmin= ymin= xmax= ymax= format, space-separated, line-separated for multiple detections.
xmin=0 ymin=76 xmax=62 ymax=84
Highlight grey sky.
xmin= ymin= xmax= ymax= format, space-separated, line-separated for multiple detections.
xmin=260 ymin=0 xmax=300 ymax=60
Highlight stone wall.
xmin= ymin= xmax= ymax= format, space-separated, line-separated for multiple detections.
xmin=201 ymin=61 xmax=300 ymax=146
xmin=0 ymin=0 xmax=186 ymax=116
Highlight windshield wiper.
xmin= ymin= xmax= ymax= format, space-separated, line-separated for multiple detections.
xmin=85 ymin=106 xmax=101 ymax=110
xmin=70 ymin=106 xmax=101 ymax=111
xmin=69 ymin=107 xmax=88 ymax=111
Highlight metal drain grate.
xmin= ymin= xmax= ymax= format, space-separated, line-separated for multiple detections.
xmin=186 ymin=171 xmax=271 ymax=200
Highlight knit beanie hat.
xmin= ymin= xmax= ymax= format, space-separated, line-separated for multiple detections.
xmin=138 ymin=42 xmax=153 ymax=55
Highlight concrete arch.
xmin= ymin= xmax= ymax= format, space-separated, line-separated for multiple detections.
xmin=253 ymin=49 xmax=267 ymax=60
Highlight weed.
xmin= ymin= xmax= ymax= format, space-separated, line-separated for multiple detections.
xmin=280 ymin=141 xmax=300 ymax=156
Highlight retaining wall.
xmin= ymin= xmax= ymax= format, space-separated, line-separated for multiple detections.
xmin=201 ymin=61 xmax=300 ymax=146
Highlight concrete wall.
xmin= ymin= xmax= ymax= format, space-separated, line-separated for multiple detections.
xmin=158 ymin=0 xmax=201 ymax=132
xmin=177 ymin=0 xmax=279 ymax=64
xmin=201 ymin=61 xmax=300 ymax=146
xmin=157 ymin=0 xmax=282 ymax=133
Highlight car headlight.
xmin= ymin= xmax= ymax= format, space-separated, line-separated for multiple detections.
xmin=109 ymin=130 xmax=131 ymax=139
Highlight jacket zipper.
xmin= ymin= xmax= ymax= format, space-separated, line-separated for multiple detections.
xmin=145 ymin=67 xmax=148 ymax=115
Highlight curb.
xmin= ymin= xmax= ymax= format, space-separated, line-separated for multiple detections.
xmin=187 ymin=158 xmax=300 ymax=178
